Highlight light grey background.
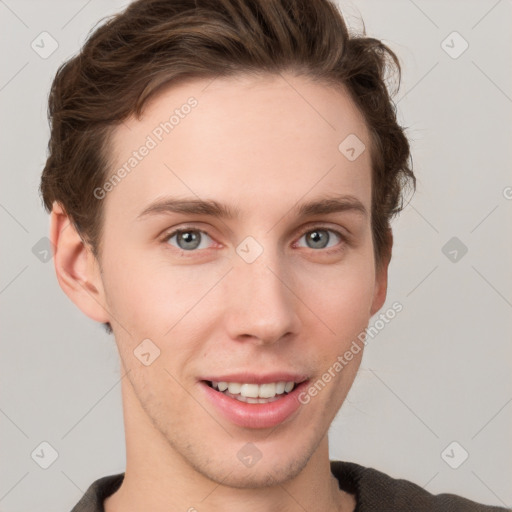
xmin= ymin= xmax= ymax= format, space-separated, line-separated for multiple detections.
xmin=1 ymin=0 xmax=511 ymax=510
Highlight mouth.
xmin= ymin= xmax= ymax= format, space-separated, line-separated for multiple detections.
xmin=204 ymin=380 xmax=299 ymax=404
xmin=199 ymin=376 xmax=310 ymax=429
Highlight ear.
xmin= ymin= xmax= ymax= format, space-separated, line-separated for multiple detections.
xmin=370 ymin=229 xmax=392 ymax=316
xmin=50 ymin=202 xmax=110 ymax=324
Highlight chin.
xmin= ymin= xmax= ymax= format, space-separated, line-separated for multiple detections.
xmin=199 ymin=451 xmax=312 ymax=489
xmin=182 ymin=425 xmax=325 ymax=490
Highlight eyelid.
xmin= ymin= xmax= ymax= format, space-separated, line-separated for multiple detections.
xmin=296 ymin=222 xmax=350 ymax=240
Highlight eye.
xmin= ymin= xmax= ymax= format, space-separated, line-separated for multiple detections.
xmin=295 ymin=227 xmax=344 ymax=252
xmin=164 ymin=228 xmax=214 ymax=251
xmin=162 ymin=225 xmax=346 ymax=254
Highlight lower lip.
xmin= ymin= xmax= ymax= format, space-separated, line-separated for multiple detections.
xmin=200 ymin=381 xmax=309 ymax=429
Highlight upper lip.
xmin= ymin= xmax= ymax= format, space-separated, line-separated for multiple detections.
xmin=200 ymin=372 xmax=309 ymax=384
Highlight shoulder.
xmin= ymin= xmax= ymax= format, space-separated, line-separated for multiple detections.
xmin=330 ymin=460 xmax=510 ymax=512
xmin=70 ymin=473 xmax=124 ymax=512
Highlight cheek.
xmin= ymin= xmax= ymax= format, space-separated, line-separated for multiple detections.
xmin=300 ymin=252 xmax=376 ymax=370
xmin=100 ymin=245 xmax=223 ymax=345
xmin=99 ymin=244 xmax=169 ymax=336
xmin=308 ymin=254 xmax=376 ymax=327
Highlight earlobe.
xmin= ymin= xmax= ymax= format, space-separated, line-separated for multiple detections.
xmin=370 ymin=229 xmax=393 ymax=317
xmin=50 ymin=202 xmax=110 ymax=324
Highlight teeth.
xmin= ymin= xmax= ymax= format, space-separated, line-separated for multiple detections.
xmin=240 ymin=383 xmax=259 ymax=398
xmin=210 ymin=380 xmax=297 ymax=398
xmin=227 ymin=382 xmax=241 ymax=394
xmin=259 ymin=383 xmax=278 ymax=398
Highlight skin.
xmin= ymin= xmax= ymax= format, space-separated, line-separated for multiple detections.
xmin=51 ymin=72 xmax=391 ymax=512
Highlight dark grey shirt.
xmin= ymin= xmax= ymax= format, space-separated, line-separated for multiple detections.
xmin=70 ymin=460 xmax=511 ymax=511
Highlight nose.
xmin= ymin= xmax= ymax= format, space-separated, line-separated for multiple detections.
xmin=223 ymin=248 xmax=301 ymax=346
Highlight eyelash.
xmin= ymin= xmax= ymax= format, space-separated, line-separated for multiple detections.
xmin=161 ymin=224 xmax=348 ymax=256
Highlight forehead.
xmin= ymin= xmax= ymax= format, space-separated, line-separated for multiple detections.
xmin=104 ymin=72 xmax=372 ymax=222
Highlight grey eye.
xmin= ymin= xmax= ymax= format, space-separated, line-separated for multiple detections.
xmin=167 ymin=229 xmax=213 ymax=251
xmin=298 ymin=229 xmax=341 ymax=250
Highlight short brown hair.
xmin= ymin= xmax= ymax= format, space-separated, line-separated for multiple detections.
xmin=40 ymin=0 xmax=415 ymax=269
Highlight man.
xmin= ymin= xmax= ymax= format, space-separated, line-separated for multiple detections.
xmin=40 ymin=0 xmax=509 ymax=510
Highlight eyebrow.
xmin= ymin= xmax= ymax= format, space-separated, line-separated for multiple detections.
xmin=137 ymin=194 xmax=368 ymax=220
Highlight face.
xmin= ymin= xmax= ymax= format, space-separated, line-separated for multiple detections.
xmin=78 ymin=72 xmax=388 ymax=487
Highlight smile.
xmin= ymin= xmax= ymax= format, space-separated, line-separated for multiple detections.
xmin=200 ymin=376 xmax=310 ymax=429
xmin=207 ymin=380 xmax=298 ymax=403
